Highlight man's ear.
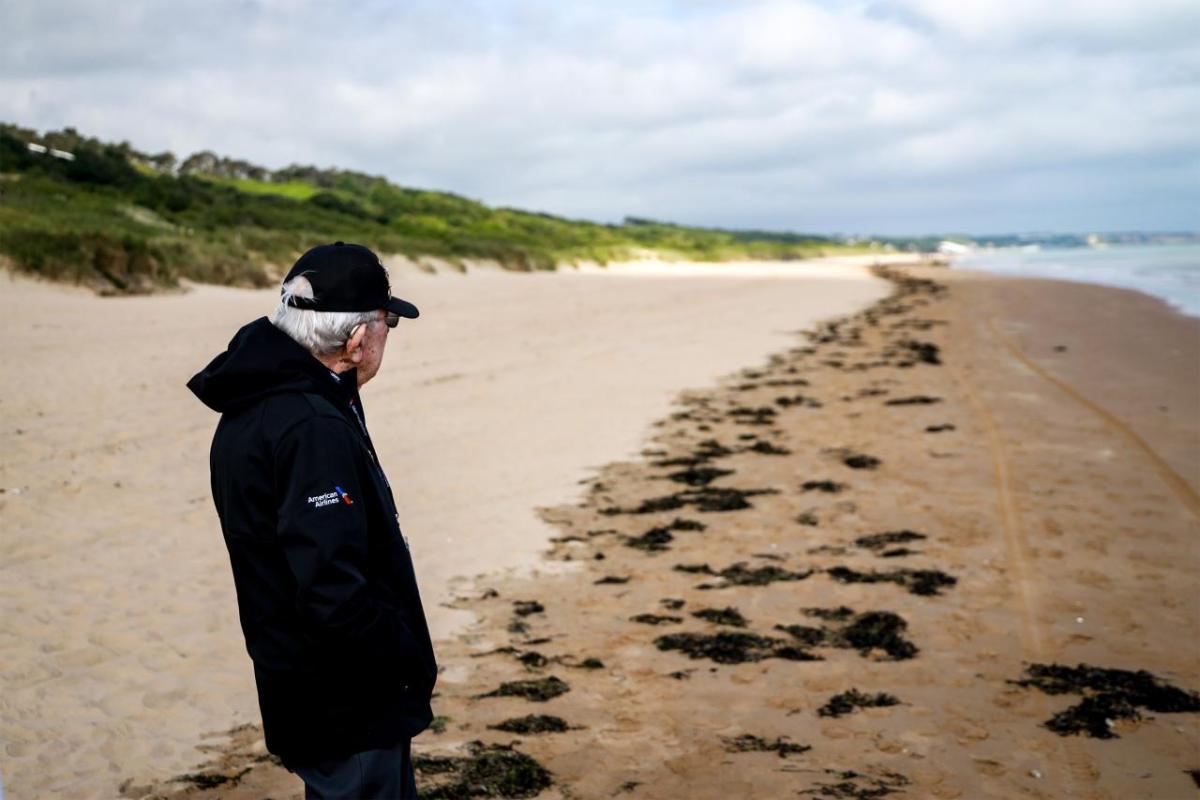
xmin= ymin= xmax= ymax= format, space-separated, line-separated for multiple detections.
xmin=345 ymin=323 xmax=368 ymax=364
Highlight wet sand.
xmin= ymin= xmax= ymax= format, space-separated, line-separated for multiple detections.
xmin=117 ymin=263 xmax=1200 ymax=799
xmin=0 ymin=256 xmax=898 ymax=799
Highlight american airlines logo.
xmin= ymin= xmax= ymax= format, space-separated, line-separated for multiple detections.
xmin=307 ymin=486 xmax=354 ymax=509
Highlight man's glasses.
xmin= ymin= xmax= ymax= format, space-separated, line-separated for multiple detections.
xmin=384 ymin=312 xmax=400 ymax=329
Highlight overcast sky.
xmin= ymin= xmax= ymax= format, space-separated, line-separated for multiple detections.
xmin=3 ymin=0 xmax=1197 ymax=235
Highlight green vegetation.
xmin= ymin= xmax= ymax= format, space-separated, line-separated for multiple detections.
xmin=0 ymin=122 xmax=880 ymax=294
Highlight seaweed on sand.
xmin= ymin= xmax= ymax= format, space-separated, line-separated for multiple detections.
xmin=883 ymin=395 xmax=942 ymax=406
xmin=898 ymin=339 xmax=941 ymax=365
xmin=803 ymin=606 xmax=855 ymax=621
xmin=170 ymin=770 xmax=250 ymax=790
xmin=603 ymin=485 xmax=777 ymax=515
xmin=414 ymin=741 xmax=552 ymax=799
xmin=594 ymin=574 xmax=630 ymax=585
xmin=666 ymin=466 xmax=734 ymax=486
xmin=516 ymin=651 xmax=548 ymax=670
xmin=775 ymin=394 xmax=823 ymax=409
xmin=512 ymin=600 xmax=544 ymax=617
xmin=747 ymin=440 xmax=791 ymax=455
xmin=477 ymin=676 xmax=569 ymax=703
xmin=826 ymin=565 xmax=957 ymax=596
xmin=630 ymin=613 xmax=683 ymax=625
xmin=801 ymin=768 xmax=910 ymax=799
xmin=654 ymin=631 xmax=819 ymax=664
xmin=1012 ymin=663 xmax=1200 ymax=739
xmin=624 ymin=517 xmax=707 ymax=552
xmin=674 ymin=561 xmax=813 ymax=588
xmin=723 ymin=734 xmax=811 ymax=758
xmin=691 ymin=606 xmax=748 ymax=627
xmin=777 ymin=610 xmax=918 ymax=661
xmin=853 ymin=531 xmax=926 ymax=551
xmin=651 ymin=439 xmax=734 ymax=468
xmin=817 ymin=689 xmax=901 ymax=718
xmin=728 ymin=405 xmax=778 ymax=425
xmin=801 ymin=480 xmax=846 ymax=493
xmin=488 ymin=714 xmax=570 ymax=734
xmin=624 ymin=527 xmax=675 ymax=552
xmin=841 ymin=453 xmax=881 ymax=470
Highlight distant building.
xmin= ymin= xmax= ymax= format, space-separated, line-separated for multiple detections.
xmin=25 ymin=141 xmax=75 ymax=161
xmin=937 ymin=240 xmax=970 ymax=255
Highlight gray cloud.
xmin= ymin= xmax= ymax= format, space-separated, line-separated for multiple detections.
xmin=2 ymin=0 xmax=1196 ymax=234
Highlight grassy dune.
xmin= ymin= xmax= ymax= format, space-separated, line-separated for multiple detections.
xmin=0 ymin=123 xmax=884 ymax=294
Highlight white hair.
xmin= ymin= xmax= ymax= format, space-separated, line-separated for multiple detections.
xmin=271 ymin=275 xmax=378 ymax=356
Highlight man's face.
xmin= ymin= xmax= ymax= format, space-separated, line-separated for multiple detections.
xmin=355 ymin=310 xmax=391 ymax=387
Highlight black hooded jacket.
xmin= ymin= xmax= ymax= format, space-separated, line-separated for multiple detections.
xmin=187 ymin=317 xmax=436 ymax=766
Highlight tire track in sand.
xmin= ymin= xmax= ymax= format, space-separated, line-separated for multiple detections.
xmin=986 ymin=317 xmax=1200 ymax=519
xmin=947 ymin=302 xmax=1102 ymax=799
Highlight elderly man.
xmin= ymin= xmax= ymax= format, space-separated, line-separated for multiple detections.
xmin=187 ymin=241 xmax=437 ymax=799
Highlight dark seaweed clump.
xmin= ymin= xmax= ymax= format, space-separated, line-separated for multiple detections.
xmin=414 ymin=741 xmax=552 ymax=799
xmin=853 ymin=530 xmax=926 ymax=552
xmin=1012 ymin=663 xmax=1200 ymax=739
xmin=478 ymin=676 xmax=569 ymax=703
xmin=624 ymin=527 xmax=675 ymax=552
xmin=516 ymin=651 xmax=548 ymax=670
xmin=818 ymin=689 xmax=901 ymax=718
xmin=625 ymin=517 xmax=707 ymax=552
xmin=666 ymin=466 xmax=734 ymax=486
xmin=925 ymin=423 xmax=956 ymax=433
xmin=630 ymin=613 xmax=683 ymax=625
xmin=654 ymin=631 xmax=819 ymax=664
xmin=652 ymin=438 xmax=735 ymax=468
xmin=170 ymin=770 xmax=249 ymax=790
xmin=512 ymin=600 xmax=544 ymax=617
xmin=801 ymin=768 xmax=910 ymax=799
xmin=899 ymin=339 xmax=941 ymax=365
xmin=884 ymin=395 xmax=942 ymax=406
xmin=488 ymin=714 xmax=570 ymax=734
xmin=748 ymin=440 xmax=791 ymax=455
xmin=841 ymin=453 xmax=881 ymax=470
xmin=593 ymin=575 xmax=630 ymax=585
xmin=826 ymin=565 xmax=957 ymax=596
xmin=691 ymin=606 xmax=748 ymax=627
xmin=801 ymin=480 xmax=846 ymax=493
xmin=777 ymin=610 xmax=918 ymax=661
xmin=604 ymin=486 xmax=777 ymax=515
xmin=723 ymin=734 xmax=811 ymax=758
xmin=674 ymin=561 xmax=813 ymax=588
xmin=729 ymin=405 xmax=777 ymax=425
xmin=775 ymin=394 xmax=822 ymax=409
xmin=804 ymin=606 xmax=855 ymax=621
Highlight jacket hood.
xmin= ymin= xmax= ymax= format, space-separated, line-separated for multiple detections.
xmin=188 ymin=317 xmax=356 ymax=413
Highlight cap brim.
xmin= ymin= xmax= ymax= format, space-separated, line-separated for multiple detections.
xmin=385 ymin=297 xmax=420 ymax=319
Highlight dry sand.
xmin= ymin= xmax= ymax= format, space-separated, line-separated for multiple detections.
xmin=0 ymin=255 xmax=902 ymax=798
xmin=110 ymin=263 xmax=1199 ymax=799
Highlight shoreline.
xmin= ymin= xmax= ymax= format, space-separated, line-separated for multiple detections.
xmin=120 ymin=262 xmax=1199 ymax=798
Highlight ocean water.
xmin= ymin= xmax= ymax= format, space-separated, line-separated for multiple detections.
xmin=957 ymin=243 xmax=1200 ymax=318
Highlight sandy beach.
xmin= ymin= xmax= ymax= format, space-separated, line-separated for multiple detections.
xmin=0 ymin=255 xmax=904 ymax=798
xmin=3 ymin=257 xmax=1198 ymax=799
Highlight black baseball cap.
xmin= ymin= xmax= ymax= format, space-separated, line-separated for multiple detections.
xmin=282 ymin=241 xmax=419 ymax=319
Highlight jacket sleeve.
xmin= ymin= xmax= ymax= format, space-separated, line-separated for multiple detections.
xmin=273 ymin=414 xmax=420 ymax=670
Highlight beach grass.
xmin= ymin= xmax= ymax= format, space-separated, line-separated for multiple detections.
xmin=0 ymin=122 xmax=884 ymax=293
